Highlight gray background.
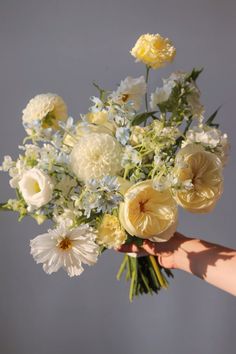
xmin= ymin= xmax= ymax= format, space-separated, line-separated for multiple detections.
xmin=0 ymin=0 xmax=235 ymax=353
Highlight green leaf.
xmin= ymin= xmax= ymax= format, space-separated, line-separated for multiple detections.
xmin=186 ymin=68 xmax=203 ymax=82
xmin=131 ymin=111 xmax=157 ymax=126
xmin=205 ymin=106 xmax=221 ymax=127
xmin=92 ymin=82 xmax=107 ymax=101
xmin=0 ymin=202 xmax=9 ymax=211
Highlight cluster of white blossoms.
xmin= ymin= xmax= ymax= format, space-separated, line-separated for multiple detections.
xmin=0 ymin=33 xmax=230 ymax=299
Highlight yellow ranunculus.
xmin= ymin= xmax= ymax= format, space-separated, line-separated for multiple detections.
xmin=174 ymin=144 xmax=223 ymax=213
xmin=119 ymin=180 xmax=178 ymax=242
xmin=97 ymin=214 xmax=127 ymax=249
xmin=130 ymin=34 xmax=176 ymax=69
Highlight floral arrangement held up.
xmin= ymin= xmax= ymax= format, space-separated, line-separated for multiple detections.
xmin=0 ymin=34 xmax=229 ymax=301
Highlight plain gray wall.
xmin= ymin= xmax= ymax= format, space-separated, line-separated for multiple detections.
xmin=0 ymin=0 xmax=236 ymax=353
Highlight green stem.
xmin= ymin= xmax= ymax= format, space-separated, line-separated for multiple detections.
xmin=145 ymin=66 xmax=151 ymax=113
xmin=129 ymin=257 xmax=137 ymax=302
xmin=116 ymin=255 xmax=128 ymax=280
xmin=149 ymin=255 xmax=167 ymax=289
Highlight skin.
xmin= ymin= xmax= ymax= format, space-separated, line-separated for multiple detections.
xmin=118 ymin=232 xmax=236 ymax=296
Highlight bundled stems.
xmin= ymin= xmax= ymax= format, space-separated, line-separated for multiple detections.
xmin=116 ymin=254 xmax=173 ymax=302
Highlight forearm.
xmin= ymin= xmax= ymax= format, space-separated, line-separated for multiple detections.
xmin=174 ymin=236 xmax=236 ymax=296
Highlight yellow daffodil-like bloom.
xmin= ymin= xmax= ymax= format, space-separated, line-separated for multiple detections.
xmin=130 ymin=34 xmax=176 ymax=69
xmin=97 ymin=214 xmax=127 ymax=249
xmin=174 ymin=144 xmax=223 ymax=213
xmin=119 ymin=180 xmax=178 ymax=242
xmin=22 ymin=93 xmax=68 ymax=133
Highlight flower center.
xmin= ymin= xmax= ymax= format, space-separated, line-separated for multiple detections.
xmin=42 ymin=111 xmax=56 ymax=128
xmin=59 ymin=237 xmax=72 ymax=250
xmin=139 ymin=199 xmax=148 ymax=212
xmin=34 ymin=181 xmax=41 ymax=193
xmin=122 ymin=94 xmax=129 ymax=102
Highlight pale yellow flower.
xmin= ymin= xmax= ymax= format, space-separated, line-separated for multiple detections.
xmin=119 ymin=180 xmax=178 ymax=242
xmin=130 ymin=125 xmax=150 ymax=146
xmin=174 ymin=144 xmax=223 ymax=213
xmin=70 ymin=133 xmax=122 ymax=182
xmin=63 ymin=121 xmax=114 ymax=147
xmin=97 ymin=214 xmax=127 ymax=249
xmin=130 ymin=34 xmax=176 ymax=69
xmin=116 ymin=176 xmax=133 ymax=195
xmin=86 ymin=111 xmax=116 ymax=133
xmin=22 ymin=93 xmax=68 ymax=133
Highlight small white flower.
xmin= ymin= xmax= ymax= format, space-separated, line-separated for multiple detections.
xmin=150 ymin=84 xmax=173 ymax=109
xmin=18 ymin=168 xmax=54 ymax=209
xmin=30 ymin=223 xmax=99 ymax=277
xmin=70 ymin=133 xmax=122 ymax=182
xmin=115 ymin=127 xmax=130 ymax=145
xmin=0 ymin=156 xmax=14 ymax=171
xmin=53 ymin=208 xmax=81 ymax=228
xmin=111 ymin=76 xmax=146 ymax=110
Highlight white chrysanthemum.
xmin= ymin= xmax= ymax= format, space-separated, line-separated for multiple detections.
xmin=70 ymin=133 xmax=122 ymax=182
xmin=30 ymin=223 xmax=99 ymax=277
xmin=22 ymin=93 xmax=68 ymax=133
xmin=111 ymin=76 xmax=146 ymax=110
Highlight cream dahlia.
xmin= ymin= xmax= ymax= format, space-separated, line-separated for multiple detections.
xmin=22 ymin=93 xmax=68 ymax=133
xmin=70 ymin=133 xmax=122 ymax=182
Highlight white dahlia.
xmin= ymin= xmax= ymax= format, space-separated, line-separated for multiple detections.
xmin=30 ymin=223 xmax=99 ymax=277
xmin=22 ymin=93 xmax=68 ymax=133
xmin=70 ymin=133 xmax=122 ymax=182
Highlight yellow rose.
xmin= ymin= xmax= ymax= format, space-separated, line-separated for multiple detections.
xmin=174 ymin=144 xmax=223 ymax=213
xmin=97 ymin=214 xmax=127 ymax=249
xmin=86 ymin=111 xmax=116 ymax=133
xmin=130 ymin=34 xmax=176 ymax=69
xmin=119 ymin=180 xmax=178 ymax=242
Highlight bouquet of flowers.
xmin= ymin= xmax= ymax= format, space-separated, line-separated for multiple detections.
xmin=0 ymin=34 xmax=229 ymax=301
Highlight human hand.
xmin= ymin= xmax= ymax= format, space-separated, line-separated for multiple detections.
xmin=117 ymin=232 xmax=187 ymax=269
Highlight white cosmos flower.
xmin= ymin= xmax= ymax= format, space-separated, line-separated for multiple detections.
xmin=30 ymin=223 xmax=99 ymax=277
xmin=111 ymin=76 xmax=146 ymax=110
xmin=70 ymin=133 xmax=122 ymax=182
xmin=18 ymin=168 xmax=53 ymax=209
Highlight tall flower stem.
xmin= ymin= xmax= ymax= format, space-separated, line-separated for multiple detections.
xmin=145 ymin=65 xmax=151 ymax=112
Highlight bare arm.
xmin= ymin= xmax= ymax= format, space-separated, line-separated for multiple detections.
xmin=118 ymin=233 xmax=236 ymax=296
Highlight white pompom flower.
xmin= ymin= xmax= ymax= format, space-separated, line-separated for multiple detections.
xmin=22 ymin=93 xmax=68 ymax=133
xmin=70 ymin=132 xmax=122 ymax=182
xmin=18 ymin=168 xmax=54 ymax=209
xmin=30 ymin=223 xmax=99 ymax=277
